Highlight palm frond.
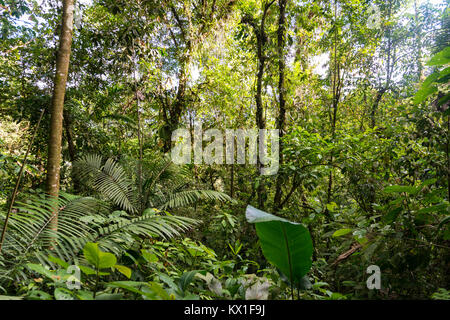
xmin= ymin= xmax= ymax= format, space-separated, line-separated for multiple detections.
xmin=74 ymin=154 xmax=138 ymax=213
xmin=93 ymin=211 xmax=198 ymax=254
xmin=0 ymin=191 xmax=198 ymax=286
xmin=0 ymin=192 xmax=106 ymax=283
xmin=159 ymin=190 xmax=236 ymax=210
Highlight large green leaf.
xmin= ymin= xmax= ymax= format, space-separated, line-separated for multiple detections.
xmin=426 ymin=47 xmax=450 ymax=66
xmin=83 ymin=242 xmax=117 ymax=270
xmin=245 ymin=205 xmax=313 ymax=286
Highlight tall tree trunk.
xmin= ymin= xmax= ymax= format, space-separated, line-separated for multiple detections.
xmin=46 ymin=0 xmax=74 ymax=234
xmin=162 ymin=49 xmax=190 ymax=153
xmin=326 ymin=0 xmax=340 ymax=216
xmin=247 ymin=1 xmax=275 ymax=209
xmin=255 ymin=21 xmax=266 ymax=210
xmin=273 ymin=0 xmax=287 ymax=211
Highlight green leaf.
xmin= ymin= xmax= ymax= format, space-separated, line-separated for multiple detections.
xmin=148 ymin=281 xmax=171 ymax=300
xmin=420 ymin=178 xmax=437 ymax=189
xmin=113 ymin=265 xmax=132 ymax=279
xmin=246 ymin=205 xmax=313 ymax=286
xmin=141 ymin=250 xmax=159 ymax=263
xmin=421 ymin=72 xmax=440 ymax=88
xmin=426 ymin=47 xmax=450 ymax=66
xmin=417 ymin=203 xmax=448 ymax=214
xmin=178 ymin=270 xmax=201 ymax=292
xmin=106 ymin=281 xmax=156 ymax=299
xmin=438 ymin=216 xmax=450 ymax=230
xmin=97 ymin=252 xmax=116 ymax=269
xmin=26 ymin=290 xmax=53 ymax=300
xmin=54 ymin=288 xmax=75 ymax=300
xmin=78 ymin=265 xmax=97 ymax=276
xmin=0 ymin=295 xmax=24 ymax=300
xmin=75 ymin=290 xmax=94 ymax=300
xmin=383 ymin=185 xmax=418 ymax=195
xmin=439 ymin=94 xmax=450 ymax=108
xmin=414 ymin=86 xmax=438 ymax=104
xmin=95 ymin=293 xmax=124 ymax=300
xmin=326 ymin=202 xmax=337 ymax=212
xmin=83 ymin=242 xmax=101 ymax=268
xmin=332 ymin=228 xmax=352 ymax=237
xmin=83 ymin=242 xmax=117 ymax=269
xmin=48 ymin=255 xmax=69 ymax=269
xmin=383 ymin=207 xmax=402 ymax=224
xmin=26 ymin=263 xmax=54 ymax=279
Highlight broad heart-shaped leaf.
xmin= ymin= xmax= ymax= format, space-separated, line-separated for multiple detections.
xmin=83 ymin=242 xmax=117 ymax=270
xmin=246 ymin=205 xmax=313 ymax=286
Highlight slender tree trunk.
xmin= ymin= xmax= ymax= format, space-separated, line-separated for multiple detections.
xmin=326 ymin=0 xmax=340 ymax=219
xmin=63 ymin=109 xmax=80 ymax=192
xmin=63 ymin=110 xmax=75 ymax=163
xmin=273 ymin=0 xmax=287 ymax=211
xmin=371 ymin=0 xmax=392 ymax=129
xmin=255 ymin=1 xmax=275 ymax=209
xmin=162 ymin=53 xmax=190 ymax=153
xmin=241 ymin=2 xmax=275 ymax=209
xmin=132 ymin=41 xmax=144 ymax=213
xmin=255 ymin=28 xmax=266 ymax=210
xmin=46 ymin=0 xmax=74 ymax=234
xmin=447 ymin=115 xmax=450 ymax=202
xmin=230 ymin=163 xmax=235 ymax=198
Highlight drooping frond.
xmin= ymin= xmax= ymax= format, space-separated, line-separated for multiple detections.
xmin=93 ymin=210 xmax=198 ymax=254
xmin=0 ymin=191 xmax=198 ymax=286
xmin=101 ymin=114 xmax=137 ymax=129
xmin=159 ymin=190 xmax=236 ymax=210
xmin=0 ymin=192 xmax=106 ymax=282
xmin=139 ymin=155 xmax=236 ymax=210
xmin=74 ymin=154 xmax=138 ymax=213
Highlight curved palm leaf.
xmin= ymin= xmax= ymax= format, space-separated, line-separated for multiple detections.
xmin=160 ymin=190 xmax=236 ymax=210
xmin=74 ymin=154 xmax=138 ymax=213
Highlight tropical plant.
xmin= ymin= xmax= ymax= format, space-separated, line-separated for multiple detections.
xmin=73 ymin=154 xmax=235 ymax=213
xmin=0 ymin=190 xmax=196 ymax=292
xmin=246 ymin=205 xmax=314 ymax=298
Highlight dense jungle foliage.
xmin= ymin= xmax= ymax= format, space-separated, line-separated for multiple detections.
xmin=0 ymin=0 xmax=449 ymax=300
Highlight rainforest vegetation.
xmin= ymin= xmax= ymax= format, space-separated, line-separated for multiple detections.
xmin=0 ymin=0 xmax=449 ymax=300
